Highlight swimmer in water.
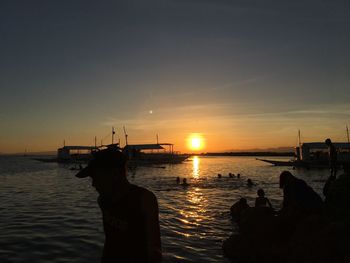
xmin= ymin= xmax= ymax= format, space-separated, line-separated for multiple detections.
xmin=247 ymin=179 xmax=254 ymax=187
xmin=255 ymin=188 xmax=272 ymax=208
xmin=181 ymin=178 xmax=189 ymax=187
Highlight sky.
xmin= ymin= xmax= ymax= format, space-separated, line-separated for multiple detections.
xmin=0 ymin=0 xmax=349 ymax=153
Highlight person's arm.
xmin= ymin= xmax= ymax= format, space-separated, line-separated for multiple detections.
xmin=141 ymin=190 xmax=162 ymax=263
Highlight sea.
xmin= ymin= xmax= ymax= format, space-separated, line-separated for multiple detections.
xmin=0 ymin=155 xmax=331 ymax=263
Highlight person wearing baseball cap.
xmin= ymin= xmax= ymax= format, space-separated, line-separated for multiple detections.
xmin=76 ymin=148 xmax=162 ymax=263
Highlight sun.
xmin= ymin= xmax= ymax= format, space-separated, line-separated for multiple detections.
xmin=187 ymin=134 xmax=205 ymax=151
xmin=191 ymin=138 xmax=201 ymax=149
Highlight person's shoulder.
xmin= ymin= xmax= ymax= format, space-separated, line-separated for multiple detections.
xmin=142 ymin=188 xmax=158 ymax=202
xmin=141 ymin=189 xmax=159 ymax=214
xmin=131 ymin=184 xmax=155 ymax=196
xmin=295 ymin=177 xmax=307 ymax=186
xmin=132 ymin=184 xmax=158 ymax=205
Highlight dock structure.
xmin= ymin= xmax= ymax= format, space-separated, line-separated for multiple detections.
xmin=297 ymin=142 xmax=350 ymax=162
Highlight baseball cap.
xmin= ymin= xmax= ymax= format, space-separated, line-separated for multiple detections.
xmin=75 ymin=148 xmax=128 ymax=178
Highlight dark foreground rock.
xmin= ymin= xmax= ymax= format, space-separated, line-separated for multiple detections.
xmin=223 ymin=173 xmax=350 ymax=263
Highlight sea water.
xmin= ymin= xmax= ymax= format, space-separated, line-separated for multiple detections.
xmin=0 ymin=155 xmax=330 ymax=263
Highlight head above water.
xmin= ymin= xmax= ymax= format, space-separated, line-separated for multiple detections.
xmin=325 ymin=138 xmax=332 ymax=146
xmin=257 ymin=188 xmax=265 ymax=197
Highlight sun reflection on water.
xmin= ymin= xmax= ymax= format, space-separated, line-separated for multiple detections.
xmin=178 ymin=187 xmax=208 ymax=233
xmin=192 ymin=156 xmax=200 ymax=179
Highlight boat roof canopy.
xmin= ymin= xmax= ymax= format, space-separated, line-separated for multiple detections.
xmin=58 ymin=146 xmax=98 ymax=151
xmin=301 ymin=142 xmax=350 ymax=149
xmin=124 ymin=144 xmax=166 ymax=150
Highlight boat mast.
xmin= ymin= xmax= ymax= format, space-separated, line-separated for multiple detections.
xmin=123 ymin=126 xmax=128 ymax=146
xmin=112 ymin=127 xmax=115 ymax=144
xmin=298 ymin=129 xmax=301 ymax=147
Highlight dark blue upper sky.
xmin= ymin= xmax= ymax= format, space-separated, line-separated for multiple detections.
xmin=1 ymin=0 xmax=349 ymax=152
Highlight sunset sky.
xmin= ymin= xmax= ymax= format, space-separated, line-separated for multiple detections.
xmin=1 ymin=0 xmax=349 ymax=153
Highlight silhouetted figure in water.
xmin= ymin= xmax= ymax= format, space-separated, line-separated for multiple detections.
xmin=181 ymin=178 xmax=189 ymax=187
xmin=176 ymin=177 xmax=180 ymax=184
xmin=279 ymin=171 xmax=322 ymax=238
xmin=247 ymin=179 xmax=254 ymax=187
xmin=229 ymin=173 xmax=235 ymax=178
xmin=325 ymin=138 xmax=337 ymax=178
xmin=279 ymin=171 xmax=322 ymax=215
xmin=218 ymin=173 xmax=222 ymax=178
xmin=76 ymin=148 xmax=162 ymax=263
xmin=237 ymin=173 xmax=241 ymax=178
xmin=230 ymin=198 xmax=250 ymax=222
xmin=323 ymin=138 xmax=338 ymax=197
xmin=255 ymin=189 xmax=272 ymax=209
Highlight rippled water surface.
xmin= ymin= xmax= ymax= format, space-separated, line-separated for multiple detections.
xmin=0 ymin=156 xmax=330 ymax=262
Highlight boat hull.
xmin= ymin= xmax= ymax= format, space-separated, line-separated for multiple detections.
xmin=256 ymin=158 xmax=332 ymax=168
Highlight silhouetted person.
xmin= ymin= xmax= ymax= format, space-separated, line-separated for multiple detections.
xmin=323 ymin=138 xmax=338 ymax=197
xmin=279 ymin=171 xmax=322 ymax=217
xmin=218 ymin=173 xmax=222 ymax=178
xmin=255 ymin=189 xmax=272 ymax=209
xmin=237 ymin=173 xmax=241 ymax=178
xmin=181 ymin=178 xmax=189 ymax=187
xmin=247 ymin=179 xmax=254 ymax=187
xmin=76 ymin=148 xmax=162 ymax=263
xmin=325 ymin=138 xmax=337 ymax=178
xmin=278 ymin=171 xmax=323 ymax=239
xmin=230 ymin=198 xmax=250 ymax=222
xmin=176 ymin=177 xmax=180 ymax=184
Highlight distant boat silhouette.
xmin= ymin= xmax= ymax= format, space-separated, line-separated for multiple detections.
xmin=257 ymin=141 xmax=350 ymax=168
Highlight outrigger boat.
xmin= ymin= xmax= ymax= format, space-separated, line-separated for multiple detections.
xmin=123 ymin=143 xmax=188 ymax=165
xmin=120 ymin=127 xmax=189 ymax=165
xmin=35 ymin=128 xmax=188 ymax=165
xmin=257 ymin=142 xmax=350 ymax=168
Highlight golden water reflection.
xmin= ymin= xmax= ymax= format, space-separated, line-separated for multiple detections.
xmin=177 ymin=156 xmax=210 ymax=233
xmin=192 ymin=156 xmax=200 ymax=179
xmin=179 ymin=187 xmax=208 ymax=225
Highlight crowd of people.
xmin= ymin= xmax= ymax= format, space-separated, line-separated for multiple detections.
xmin=223 ymin=137 xmax=350 ymax=262
xmin=230 ymin=170 xmax=323 ymax=228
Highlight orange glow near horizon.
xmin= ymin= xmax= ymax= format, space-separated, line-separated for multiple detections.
xmin=187 ymin=133 xmax=205 ymax=151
